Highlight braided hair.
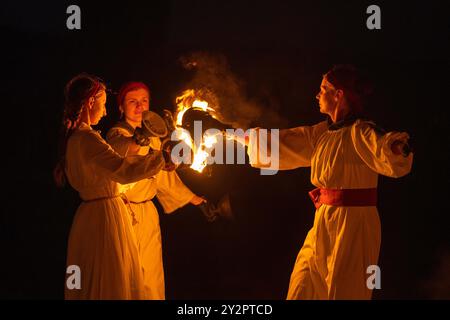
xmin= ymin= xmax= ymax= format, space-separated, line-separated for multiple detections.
xmin=53 ymin=73 xmax=106 ymax=187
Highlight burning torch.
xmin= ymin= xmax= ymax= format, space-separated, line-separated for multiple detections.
xmin=134 ymin=106 xmax=234 ymax=222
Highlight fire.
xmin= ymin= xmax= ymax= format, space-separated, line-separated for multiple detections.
xmin=172 ymin=128 xmax=194 ymax=149
xmin=203 ymin=134 xmax=218 ymax=148
xmin=175 ymin=89 xmax=215 ymax=126
xmin=174 ymin=90 xmax=221 ymax=173
xmin=190 ymin=150 xmax=210 ymax=172
xmin=192 ymin=100 xmax=210 ymax=111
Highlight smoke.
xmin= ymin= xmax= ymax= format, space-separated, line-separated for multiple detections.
xmin=178 ymin=52 xmax=287 ymax=129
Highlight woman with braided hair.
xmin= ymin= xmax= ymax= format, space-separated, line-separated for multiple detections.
xmin=54 ymin=73 xmax=166 ymax=299
xmin=246 ymin=65 xmax=413 ymax=299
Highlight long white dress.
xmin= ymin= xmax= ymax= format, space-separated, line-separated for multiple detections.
xmin=248 ymin=118 xmax=413 ymax=299
xmin=106 ymin=124 xmax=195 ymax=299
xmin=64 ymin=122 xmax=165 ymax=300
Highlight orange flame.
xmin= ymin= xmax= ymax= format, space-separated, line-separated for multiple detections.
xmin=174 ymin=90 xmax=220 ymax=173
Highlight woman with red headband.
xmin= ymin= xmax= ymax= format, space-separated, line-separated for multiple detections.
xmin=106 ymin=82 xmax=205 ymax=299
xmin=246 ymin=65 xmax=413 ymax=299
xmin=55 ymin=74 xmax=167 ymax=299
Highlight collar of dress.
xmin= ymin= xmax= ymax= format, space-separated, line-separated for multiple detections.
xmin=327 ymin=114 xmax=360 ymax=131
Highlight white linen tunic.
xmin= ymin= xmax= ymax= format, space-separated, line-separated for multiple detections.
xmin=248 ymin=119 xmax=413 ymax=299
xmin=64 ymin=123 xmax=164 ymax=299
xmin=107 ymin=124 xmax=195 ymax=299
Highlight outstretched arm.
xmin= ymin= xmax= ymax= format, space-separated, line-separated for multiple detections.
xmin=351 ymin=120 xmax=413 ymax=178
xmin=246 ymin=121 xmax=329 ymax=170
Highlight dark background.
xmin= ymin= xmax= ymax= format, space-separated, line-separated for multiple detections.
xmin=0 ymin=0 xmax=449 ymax=299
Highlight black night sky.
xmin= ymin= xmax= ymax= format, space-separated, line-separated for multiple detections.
xmin=0 ymin=0 xmax=449 ymax=299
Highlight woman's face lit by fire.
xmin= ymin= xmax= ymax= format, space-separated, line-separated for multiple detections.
xmin=121 ymin=88 xmax=150 ymax=125
xmin=88 ymin=89 xmax=107 ymax=125
xmin=316 ymin=77 xmax=340 ymax=116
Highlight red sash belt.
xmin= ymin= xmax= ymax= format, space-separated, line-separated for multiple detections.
xmin=308 ymin=187 xmax=377 ymax=209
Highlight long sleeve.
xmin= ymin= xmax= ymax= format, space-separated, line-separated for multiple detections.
xmin=155 ymin=171 xmax=195 ymax=214
xmin=79 ymin=130 xmax=165 ymax=184
xmin=351 ymin=120 xmax=413 ymax=178
xmin=247 ymin=120 xmax=328 ymax=170
xmin=106 ymin=126 xmax=194 ymax=209
xmin=106 ymin=127 xmax=135 ymax=157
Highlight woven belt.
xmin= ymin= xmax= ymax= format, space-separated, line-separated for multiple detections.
xmin=82 ymin=194 xmax=139 ymax=226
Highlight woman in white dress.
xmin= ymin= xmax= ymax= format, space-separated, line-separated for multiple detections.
xmin=54 ymin=74 xmax=166 ymax=299
xmin=246 ymin=65 xmax=413 ymax=299
xmin=106 ymin=82 xmax=205 ymax=299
